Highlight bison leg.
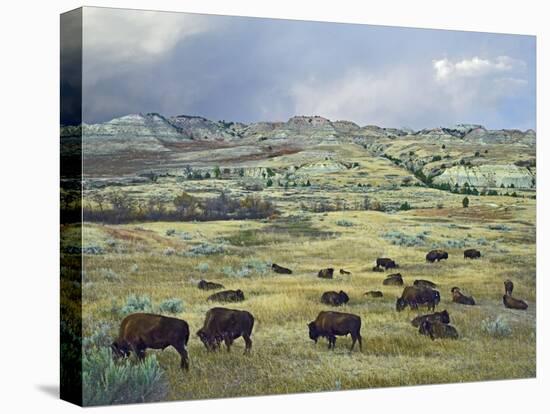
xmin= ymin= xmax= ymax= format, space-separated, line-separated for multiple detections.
xmin=350 ymin=334 xmax=362 ymax=352
xmin=243 ymin=334 xmax=252 ymax=354
xmin=174 ymin=343 xmax=189 ymax=371
xmin=224 ymin=336 xmax=233 ymax=352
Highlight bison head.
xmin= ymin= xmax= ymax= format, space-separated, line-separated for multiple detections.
xmin=111 ymin=341 xmax=129 ymax=359
xmin=396 ymin=297 xmax=407 ymax=312
xmin=439 ymin=310 xmax=450 ymax=324
xmin=338 ymin=291 xmax=349 ymax=304
xmin=235 ymin=289 xmax=245 ymax=300
xmin=197 ymin=329 xmax=217 ymax=351
xmin=307 ymin=322 xmax=319 ymax=342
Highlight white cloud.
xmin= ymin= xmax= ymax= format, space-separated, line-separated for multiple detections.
xmin=433 ymin=56 xmax=526 ymax=81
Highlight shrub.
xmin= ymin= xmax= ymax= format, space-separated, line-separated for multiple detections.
xmin=481 ymin=315 xmax=512 ymax=338
xmin=266 ymin=178 xmax=273 ymax=187
xmin=158 ymin=298 xmax=184 ymax=314
xmin=83 ymin=347 xmax=168 ymax=406
xmin=100 ymin=268 xmax=121 ymax=283
xmin=187 ymin=242 xmax=225 ymax=256
xmin=399 ymin=202 xmax=412 ymax=211
xmin=382 ymin=230 xmax=428 ymax=247
xmin=223 ymin=266 xmax=251 ymax=278
xmin=165 ymin=229 xmax=176 ymax=236
xmin=244 ymin=259 xmax=270 ymax=275
xmin=431 ymin=155 xmax=442 ymax=162
xmin=120 ymin=294 xmax=153 ymax=315
xmin=196 ymin=262 xmax=209 ymax=273
xmin=462 ymin=197 xmax=469 ymax=208
xmin=163 ymin=247 xmax=176 ymax=256
xmin=130 ymin=264 xmax=139 ymax=273
xmin=488 ymin=224 xmax=511 ymax=231
xmin=336 ymin=219 xmax=354 ymax=227
xmin=82 ymin=323 xmax=113 ymax=349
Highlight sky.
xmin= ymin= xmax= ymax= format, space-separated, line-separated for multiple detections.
xmin=81 ymin=7 xmax=536 ymax=130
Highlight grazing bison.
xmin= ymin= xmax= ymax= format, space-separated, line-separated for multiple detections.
xmin=364 ymin=290 xmax=383 ymax=298
xmin=198 ymin=279 xmax=224 ymax=290
xmin=321 ymin=290 xmax=350 ymax=306
xmin=207 ymin=289 xmax=245 ymax=303
xmin=111 ymin=313 xmax=189 ymax=370
xmin=411 ymin=310 xmax=450 ymax=327
xmin=426 ymin=249 xmax=448 ymax=263
xmin=383 ymin=273 xmax=404 ymax=286
xmin=318 ymin=268 xmax=335 ymax=279
xmin=376 ymin=258 xmax=398 ymax=270
xmin=339 ymin=268 xmax=351 ymax=275
xmin=504 ymin=279 xmax=514 ymax=296
xmin=418 ymin=320 xmax=458 ymax=340
xmin=272 ymin=263 xmax=292 ymax=274
xmin=396 ymin=286 xmax=440 ymax=312
xmin=451 ymin=287 xmax=476 ymax=306
xmin=308 ymin=311 xmax=362 ymax=352
xmin=503 ymin=295 xmax=528 ymax=310
xmin=413 ymin=279 xmax=437 ymax=289
xmin=197 ymin=307 xmax=255 ymax=353
xmin=464 ymin=248 xmax=481 ymax=259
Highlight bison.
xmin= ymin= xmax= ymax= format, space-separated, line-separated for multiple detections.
xmin=396 ymin=286 xmax=440 ymax=312
xmin=413 ymin=279 xmax=437 ymax=289
xmin=207 ymin=289 xmax=245 ymax=303
xmin=111 ymin=313 xmax=189 ymax=370
xmin=464 ymin=248 xmax=481 ymax=259
xmin=426 ymin=249 xmax=448 ymax=263
xmin=308 ymin=311 xmax=362 ymax=352
xmin=411 ymin=310 xmax=450 ymax=327
xmin=318 ymin=268 xmax=335 ymax=279
xmin=272 ymin=263 xmax=292 ymax=274
xmin=503 ymin=295 xmax=528 ymax=310
xmin=376 ymin=258 xmax=398 ymax=270
xmin=321 ymin=290 xmax=349 ymax=306
xmin=371 ymin=266 xmax=385 ymax=273
xmin=364 ymin=290 xmax=383 ymax=298
xmin=198 ymin=279 xmax=224 ymax=290
xmin=504 ymin=279 xmax=514 ymax=296
xmin=418 ymin=320 xmax=458 ymax=340
xmin=196 ymin=307 xmax=255 ymax=353
xmin=339 ymin=268 xmax=351 ymax=275
xmin=383 ymin=273 xmax=404 ymax=286
xmin=451 ymin=287 xmax=475 ymax=305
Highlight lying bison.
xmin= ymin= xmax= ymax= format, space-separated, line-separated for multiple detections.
xmin=198 ymin=279 xmax=224 ymax=290
xmin=321 ymin=290 xmax=349 ymax=306
xmin=272 ymin=263 xmax=292 ymax=274
xmin=426 ymin=249 xmax=448 ymax=263
xmin=383 ymin=273 xmax=404 ymax=286
xmin=464 ymin=248 xmax=481 ymax=259
xmin=451 ymin=287 xmax=475 ymax=305
xmin=207 ymin=289 xmax=245 ymax=303
xmin=504 ymin=279 xmax=514 ymax=296
xmin=411 ymin=310 xmax=450 ymax=327
xmin=503 ymin=294 xmax=528 ymax=310
xmin=197 ymin=307 xmax=255 ymax=353
xmin=111 ymin=313 xmax=189 ymax=370
xmin=413 ymin=279 xmax=437 ymax=289
xmin=308 ymin=311 xmax=362 ymax=352
xmin=364 ymin=290 xmax=383 ymax=298
xmin=396 ymin=286 xmax=440 ymax=312
xmin=339 ymin=268 xmax=351 ymax=275
xmin=419 ymin=320 xmax=458 ymax=340
xmin=376 ymin=258 xmax=398 ymax=270
xmin=318 ymin=268 xmax=335 ymax=279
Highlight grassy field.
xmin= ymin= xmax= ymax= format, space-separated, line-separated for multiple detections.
xmin=76 ymin=191 xmax=536 ymax=401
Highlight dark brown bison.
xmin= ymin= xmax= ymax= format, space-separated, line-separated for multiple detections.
xmin=418 ymin=320 xmax=458 ymax=340
xmin=411 ymin=310 xmax=450 ymax=327
xmin=339 ymin=268 xmax=351 ymax=275
xmin=503 ymin=295 xmax=528 ymax=310
xmin=396 ymin=286 xmax=440 ymax=312
xmin=413 ymin=279 xmax=437 ymax=289
xmin=308 ymin=311 xmax=362 ymax=352
xmin=451 ymin=287 xmax=476 ymax=305
xmin=318 ymin=268 xmax=335 ymax=279
xmin=376 ymin=258 xmax=398 ymax=270
xmin=111 ymin=313 xmax=189 ymax=370
xmin=321 ymin=290 xmax=349 ymax=306
xmin=426 ymin=249 xmax=448 ymax=263
xmin=198 ymin=279 xmax=224 ymax=290
xmin=504 ymin=279 xmax=514 ymax=296
xmin=207 ymin=289 xmax=245 ymax=302
xmin=464 ymin=248 xmax=481 ymax=259
xmin=272 ymin=263 xmax=292 ymax=274
xmin=383 ymin=273 xmax=404 ymax=286
xmin=364 ymin=290 xmax=383 ymax=297
xmin=196 ymin=307 xmax=255 ymax=353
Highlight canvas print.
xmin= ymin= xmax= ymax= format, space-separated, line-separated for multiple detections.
xmin=60 ymin=6 xmax=536 ymax=406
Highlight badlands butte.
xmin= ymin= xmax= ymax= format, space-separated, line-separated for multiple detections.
xmin=63 ymin=113 xmax=536 ymax=402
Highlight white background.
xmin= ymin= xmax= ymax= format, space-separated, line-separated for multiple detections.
xmin=0 ymin=0 xmax=548 ymax=412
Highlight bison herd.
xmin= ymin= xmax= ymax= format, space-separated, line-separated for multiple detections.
xmin=111 ymin=247 xmax=530 ymax=371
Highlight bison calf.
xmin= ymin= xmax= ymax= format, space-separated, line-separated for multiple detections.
xmin=111 ymin=313 xmax=190 ymax=370
xmin=411 ymin=310 xmax=450 ymax=327
xmin=198 ymin=279 xmax=224 ymax=290
xmin=308 ymin=311 xmax=362 ymax=352
xmin=383 ymin=273 xmax=404 ymax=286
xmin=426 ymin=249 xmax=448 ymax=263
xmin=321 ymin=290 xmax=349 ymax=306
xmin=272 ymin=263 xmax=292 ymax=274
xmin=464 ymin=248 xmax=481 ymax=259
xmin=318 ymin=268 xmax=334 ymax=279
xmin=197 ymin=307 xmax=255 ymax=353
xmin=396 ymin=286 xmax=440 ymax=312
xmin=207 ymin=289 xmax=245 ymax=302
xmin=419 ymin=320 xmax=458 ymax=340
xmin=451 ymin=287 xmax=476 ymax=306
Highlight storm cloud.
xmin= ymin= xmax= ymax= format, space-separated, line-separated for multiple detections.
xmin=81 ymin=7 xmax=536 ymax=129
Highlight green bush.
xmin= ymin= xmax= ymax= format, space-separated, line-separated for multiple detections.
xmin=121 ymin=294 xmax=153 ymax=315
xmin=481 ymin=316 xmax=512 ymax=338
xmin=399 ymin=202 xmax=412 ymax=211
xmin=336 ymin=219 xmax=354 ymax=227
xmin=158 ymin=298 xmax=184 ymax=314
xmin=462 ymin=197 xmax=469 ymax=208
